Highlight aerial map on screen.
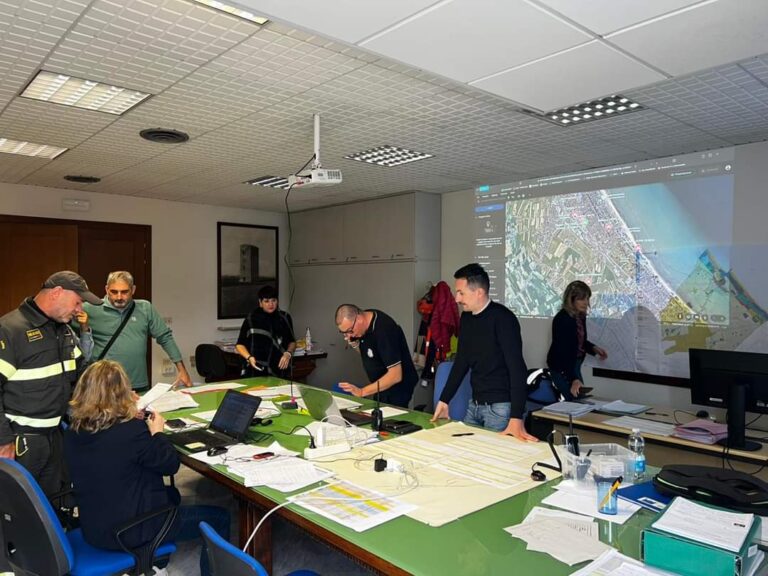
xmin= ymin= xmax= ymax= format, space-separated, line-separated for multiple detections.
xmin=476 ymin=147 xmax=768 ymax=378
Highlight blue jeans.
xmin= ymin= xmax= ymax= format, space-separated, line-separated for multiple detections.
xmin=172 ymin=505 xmax=231 ymax=576
xmin=464 ymin=401 xmax=511 ymax=432
xmin=552 ymin=358 xmax=584 ymax=401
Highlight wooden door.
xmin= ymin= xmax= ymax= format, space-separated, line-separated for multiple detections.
xmin=78 ymin=223 xmax=151 ymax=301
xmin=0 ymin=221 xmax=79 ymax=314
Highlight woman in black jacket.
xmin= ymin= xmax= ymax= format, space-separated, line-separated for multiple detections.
xmin=546 ymin=281 xmax=608 ymax=400
xmin=63 ymin=360 xmax=229 ymax=576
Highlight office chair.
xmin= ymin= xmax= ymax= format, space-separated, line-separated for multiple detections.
xmin=198 ymin=521 xmax=320 ymax=576
xmin=195 ymin=343 xmax=238 ymax=383
xmin=0 ymin=458 xmax=177 ymax=576
xmin=433 ymin=360 xmax=472 ymax=420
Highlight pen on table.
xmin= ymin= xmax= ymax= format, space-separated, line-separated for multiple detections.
xmin=585 ymin=449 xmax=593 ymax=458
xmin=645 ymin=412 xmax=667 ymax=416
xmin=599 ymin=475 xmax=623 ymax=510
xmin=452 ymin=433 xmax=474 ymax=437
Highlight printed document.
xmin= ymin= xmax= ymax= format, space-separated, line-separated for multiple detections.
xmin=289 ymin=479 xmax=416 ymax=532
xmin=651 ymin=497 xmax=754 ymax=552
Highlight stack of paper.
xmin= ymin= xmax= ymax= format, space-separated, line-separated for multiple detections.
xmin=505 ymin=507 xmax=610 ymax=565
xmin=672 ymin=418 xmax=728 ymax=444
xmin=598 ymin=400 xmax=649 ymax=415
xmin=570 ymin=549 xmax=681 ymax=576
xmin=541 ymin=479 xmax=642 ymax=524
xmin=541 ymin=401 xmax=595 ymax=417
xmin=603 ymin=416 xmax=676 ymax=437
xmin=138 ymin=383 xmax=199 ymax=412
xmin=652 ymin=497 xmax=754 ymax=553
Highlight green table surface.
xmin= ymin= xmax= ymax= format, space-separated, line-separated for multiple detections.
xmin=164 ymin=377 xmax=657 ymax=576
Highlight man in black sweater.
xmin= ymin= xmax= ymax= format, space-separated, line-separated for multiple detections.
xmin=431 ymin=263 xmax=538 ymax=441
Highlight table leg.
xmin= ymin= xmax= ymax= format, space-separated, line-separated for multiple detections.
xmin=237 ymin=496 xmax=273 ymax=572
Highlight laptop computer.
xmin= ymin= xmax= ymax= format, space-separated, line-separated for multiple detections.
xmin=298 ymin=385 xmax=345 ymax=426
xmin=169 ymin=390 xmax=262 ymax=453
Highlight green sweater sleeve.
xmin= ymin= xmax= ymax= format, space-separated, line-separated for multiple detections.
xmin=145 ymin=302 xmax=183 ymax=362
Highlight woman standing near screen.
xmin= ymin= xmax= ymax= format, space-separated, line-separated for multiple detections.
xmin=547 ymin=281 xmax=608 ymax=400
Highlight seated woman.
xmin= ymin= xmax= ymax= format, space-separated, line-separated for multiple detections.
xmin=63 ymin=360 xmax=230 ymax=576
xmin=546 ymin=280 xmax=608 ymax=400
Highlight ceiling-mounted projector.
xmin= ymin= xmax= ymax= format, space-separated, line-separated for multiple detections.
xmin=288 ymin=168 xmax=343 ymax=188
xmin=288 ymin=113 xmax=342 ymax=188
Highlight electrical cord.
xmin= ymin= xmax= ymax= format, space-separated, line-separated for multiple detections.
xmin=284 ymin=153 xmax=315 ymax=310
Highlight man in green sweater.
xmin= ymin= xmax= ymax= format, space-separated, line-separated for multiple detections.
xmin=78 ymin=271 xmax=192 ymax=391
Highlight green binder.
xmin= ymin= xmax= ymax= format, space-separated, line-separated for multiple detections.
xmin=642 ymin=505 xmax=762 ymax=576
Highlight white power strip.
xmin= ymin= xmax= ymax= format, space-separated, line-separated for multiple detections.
xmin=304 ymin=442 xmax=351 ymax=460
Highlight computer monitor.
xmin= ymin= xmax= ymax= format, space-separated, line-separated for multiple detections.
xmin=689 ymin=348 xmax=768 ymax=451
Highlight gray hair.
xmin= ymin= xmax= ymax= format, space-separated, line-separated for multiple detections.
xmin=106 ymin=270 xmax=135 ymax=288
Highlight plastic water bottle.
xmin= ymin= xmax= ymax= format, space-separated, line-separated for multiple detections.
xmin=628 ymin=428 xmax=646 ymax=482
xmin=305 ymin=327 xmax=313 ymax=352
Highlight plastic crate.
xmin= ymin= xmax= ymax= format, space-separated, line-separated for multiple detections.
xmin=558 ymin=443 xmax=634 ymax=485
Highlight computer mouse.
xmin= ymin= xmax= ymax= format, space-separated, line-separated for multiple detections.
xmin=206 ymin=446 xmax=228 ymax=457
xmin=696 ymin=410 xmax=710 ymax=419
xmin=530 ymin=469 xmax=546 ymax=482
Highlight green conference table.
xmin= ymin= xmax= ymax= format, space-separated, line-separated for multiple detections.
xmin=165 ymin=377 xmax=655 ymax=576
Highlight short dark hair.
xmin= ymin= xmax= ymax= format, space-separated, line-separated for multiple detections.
xmin=258 ymin=285 xmax=278 ymax=301
xmin=454 ymin=263 xmax=489 ymax=293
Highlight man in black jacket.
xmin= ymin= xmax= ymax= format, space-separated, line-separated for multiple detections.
xmin=0 ymin=271 xmax=100 ymax=495
xmin=431 ymin=263 xmax=537 ymax=441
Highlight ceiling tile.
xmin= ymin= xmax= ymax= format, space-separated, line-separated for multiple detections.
xmin=361 ymin=0 xmax=592 ymax=83
xmin=536 ymin=0 xmax=702 ymax=35
xmin=472 ymin=40 xmax=665 ymax=112
xmin=236 ymin=0 xmax=438 ymax=43
xmin=609 ymin=0 xmax=768 ymax=76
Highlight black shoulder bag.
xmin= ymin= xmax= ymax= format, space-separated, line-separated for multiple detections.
xmin=96 ymin=301 xmax=136 ymax=361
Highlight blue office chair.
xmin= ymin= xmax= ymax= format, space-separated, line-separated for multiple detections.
xmin=433 ymin=360 xmax=472 ymax=420
xmin=525 ymin=368 xmax=562 ymax=411
xmin=199 ymin=521 xmax=320 ymax=576
xmin=0 ymin=458 xmax=177 ymax=576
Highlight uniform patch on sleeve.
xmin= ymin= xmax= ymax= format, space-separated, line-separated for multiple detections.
xmin=26 ymin=329 xmax=43 ymax=342
xmin=0 ymin=339 xmax=5 ymax=349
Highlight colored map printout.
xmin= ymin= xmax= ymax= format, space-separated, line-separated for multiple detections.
xmin=503 ymin=175 xmax=768 ymax=377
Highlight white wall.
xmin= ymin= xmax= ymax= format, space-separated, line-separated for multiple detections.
xmin=439 ymin=140 xmax=768 ymax=414
xmin=0 ymin=183 xmax=287 ymax=384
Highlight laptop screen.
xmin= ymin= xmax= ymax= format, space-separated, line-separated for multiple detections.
xmin=210 ymin=390 xmax=262 ymax=438
xmin=299 ymin=385 xmax=344 ymax=425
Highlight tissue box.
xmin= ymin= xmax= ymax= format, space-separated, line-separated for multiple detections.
xmin=559 ymin=443 xmax=634 ymax=484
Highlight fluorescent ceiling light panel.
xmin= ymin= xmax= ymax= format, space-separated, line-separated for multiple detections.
xmin=190 ymin=0 xmax=269 ymax=24
xmin=0 ymin=137 xmax=67 ymax=159
xmin=245 ymin=175 xmax=290 ymax=189
xmin=529 ymin=94 xmax=644 ymax=127
xmin=21 ymin=71 xmax=151 ymax=115
xmin=344 ymin=145 xmax=433 ymax=167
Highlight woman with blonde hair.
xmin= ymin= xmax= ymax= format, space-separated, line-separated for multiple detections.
xmin=63 ymin=360 xmax=229 ymax=576
xmin=546 ymin=281 xmax=608 ymax=400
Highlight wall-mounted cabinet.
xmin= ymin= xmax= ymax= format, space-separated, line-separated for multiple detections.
xmin=289 ymin=192 xmax=439 ymax=265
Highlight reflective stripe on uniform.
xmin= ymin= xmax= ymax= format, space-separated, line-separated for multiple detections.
xmin=6 ymin=413 xmax=61 ymax=427
xmin=73 ymin=346 xmax=82 ymax=359
xmin=0 ymin=357 xmax=16 ymax=379
xmin=8 ymin=359 xmax=76 ymax=381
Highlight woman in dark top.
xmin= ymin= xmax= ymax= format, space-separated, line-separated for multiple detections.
xmin=546 ymin=281 xmax=608 ymax=400
xmin=63 ymin=360 xmax=229 ymax=576
xmin=235 ymin=285 xmax=296 ymax=378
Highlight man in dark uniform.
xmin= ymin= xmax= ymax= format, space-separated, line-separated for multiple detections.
xmin=235 ymin=286 xmax=296 ymax=378
xmin=0 ymin=271 xmax=101 ymax=495
xmin=335 ymin=304 xmax=417 ymax=408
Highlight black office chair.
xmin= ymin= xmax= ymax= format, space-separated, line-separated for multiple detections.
xmin=195 ymin=343 xmax=241 ymax=383
xmin=0 ymin=458 xmax=177 ymax=576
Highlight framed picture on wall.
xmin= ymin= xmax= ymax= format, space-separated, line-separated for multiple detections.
xmin=217 ymin=222 xmax=279 ymax=319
